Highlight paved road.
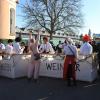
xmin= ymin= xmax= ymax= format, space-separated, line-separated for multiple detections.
xmin=0 ymin=77 xmax=100 ymax=100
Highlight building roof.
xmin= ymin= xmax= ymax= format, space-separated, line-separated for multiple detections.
xmin=93 ymin=34 xmax=100 ymax=38
xmin=15 ymin=27 xmax=79 ymax=40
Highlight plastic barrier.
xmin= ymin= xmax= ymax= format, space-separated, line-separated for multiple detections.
xmin=76 ymin=54 xmax=98 ymax=82
xmin=40 ymin=54 xmax=98 ymax=82
xmin=0 ymin=53 xmax=98 ymax=82
xmin=0 ymin=54 xmax=31 ymax=78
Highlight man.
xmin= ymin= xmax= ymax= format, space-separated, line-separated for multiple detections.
xmin=91 ymin=41 xmax=97 ymax=53
xmin=56 ymin=41 xmax=63 ymax=53
xmin=80 ymin=34 xmax=93 ymax=56
xmin=63 ymin=38 xmax=78 ymax=86
xmin=97 ymin=43 xmax=100 ymax=74
xmin=39 ymin=36 xmax=55 ymax=54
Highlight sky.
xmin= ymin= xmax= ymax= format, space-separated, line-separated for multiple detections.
xmin=16 ymin=0 xmax=100 ymax=34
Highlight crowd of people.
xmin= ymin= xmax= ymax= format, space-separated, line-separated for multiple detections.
xmin=0 ymin=32 xmax=100 ymax=86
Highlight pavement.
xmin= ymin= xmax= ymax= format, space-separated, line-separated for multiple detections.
xmin=0 ymin=76 xmax=100 ymax=100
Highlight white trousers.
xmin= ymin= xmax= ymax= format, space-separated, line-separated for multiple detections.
xmin=28 ymin=60 xmax=40 ymax=79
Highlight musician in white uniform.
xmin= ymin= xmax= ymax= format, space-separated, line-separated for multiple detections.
xmin=39 ymin=36 xmax=55 ymax=54
xmin=13 ymin=37 xmax=24 ymax=54
xmin=5 ymin=39 xmax=14 ymax=59
xmin=5 ymin=39 xmax=14 ymax=54
xmin=80 ymin=34 xmax=93 ymax=56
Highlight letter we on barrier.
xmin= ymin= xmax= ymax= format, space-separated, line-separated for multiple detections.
xmin=0 ymin=63 xmax=12 ymax=72
xmin=46 ymin=63 xmax=63 ymax=71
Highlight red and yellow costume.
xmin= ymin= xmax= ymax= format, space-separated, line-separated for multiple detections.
xmin=63 ymin=55 xmax=76 ymax=80
xmin=63 ymin=38 xmax=78 ymax=86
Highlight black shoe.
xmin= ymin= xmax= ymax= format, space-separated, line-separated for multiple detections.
xmin=67 ymin=81 xmax=71 ymax=87
xmin=27 ymin=78 xmax=32 ymax=82
xmin=73 ymin=80 xmax=77 ymax=86
xmin=67 ymin=83 xmax=71 ymax=87
xmin=34 ymin=79 xmax=38 ymax=83
xmin=67 ymin=78 xmax=71 ymax=86
xmin=73 ymin=83 xmax=77 ymax=86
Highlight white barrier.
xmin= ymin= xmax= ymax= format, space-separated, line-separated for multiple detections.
xmin=0 ymin=54 xmax=31 ymax=78
xmin=39 ymin=54 xmax=98 ymax=82
xmin=0 ymin=54 xmax=98 ymax=82
xmin=0 ymin=56 xmax=14 ymax=78
xmin=76 ymin=54 xmax=98 ymax=82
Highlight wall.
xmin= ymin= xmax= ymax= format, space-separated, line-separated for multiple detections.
xmin=0 ymin=0 xmax=17 ymax=39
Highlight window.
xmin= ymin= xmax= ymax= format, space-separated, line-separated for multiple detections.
xmin=10 ymin=8 xmax=15 ymax=35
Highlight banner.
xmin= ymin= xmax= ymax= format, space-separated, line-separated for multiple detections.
xmin=39 ymin=55 xmax=64 ymax=78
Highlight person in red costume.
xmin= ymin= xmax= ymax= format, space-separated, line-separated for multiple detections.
xmin=63 ymin=38 xmax=78 ymax=86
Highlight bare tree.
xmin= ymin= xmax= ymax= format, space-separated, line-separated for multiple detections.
xmin=21 ymin=0 xmax=83 ymax=39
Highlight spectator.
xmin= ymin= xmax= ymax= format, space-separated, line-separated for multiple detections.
xmin=91 ymin=41 xmax=97 ymax=53
xmin=20 ymin=42 xmax=25 ymax=54
xmin=56 ymin=41 xmax=63 ymax=53
xmin=97 ymin=43 xmax=100 ymax=74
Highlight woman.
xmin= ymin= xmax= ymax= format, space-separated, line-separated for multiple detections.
xmin=27 ymin=31 xmax=40 ymax=82
xmin=39 ymin=36 xmax=55 ymax=54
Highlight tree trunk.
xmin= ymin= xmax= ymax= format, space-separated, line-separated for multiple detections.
xmin=50 ymin=32 xmax=53 ymax=40
xmin=50 ymin=23 xmax=55 ymax=40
